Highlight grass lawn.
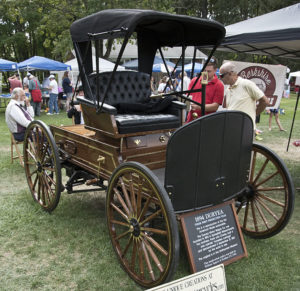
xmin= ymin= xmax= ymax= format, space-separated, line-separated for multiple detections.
xmin=0 ymin=94 xmax=299 ymax=290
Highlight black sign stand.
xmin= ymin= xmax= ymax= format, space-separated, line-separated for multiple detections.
xmin=180 ymin=200 xmax=247 ymax=273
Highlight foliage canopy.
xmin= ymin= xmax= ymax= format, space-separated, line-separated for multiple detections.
xmin=0 ymin=0 xmax=299 ymax=69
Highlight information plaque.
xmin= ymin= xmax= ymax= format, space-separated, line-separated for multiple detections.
xmin=180 ymin=200 xmax=247 ymax=273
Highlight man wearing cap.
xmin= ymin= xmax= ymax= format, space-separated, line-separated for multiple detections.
xmin=5 ymin=87 xmax=34 ymax=142
xmin=186 ymin=57 xmax=224 ymax=122
xmin=47 ymin=74 xmax=59 ymax=115
xmin=219 ymin=61 xmax=269 ymax=133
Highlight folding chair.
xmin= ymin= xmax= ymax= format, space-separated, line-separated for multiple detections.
xmin=11 ymin=133 xmax=24 ymax=167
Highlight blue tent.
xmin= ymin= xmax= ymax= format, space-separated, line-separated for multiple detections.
xmin=123 ymin=56 xmax=175 ymax=71
xmin=0 ymin=58 xmax=18 ymax=71
xmin=17 ymin=56 xmax=71 ymax=71
xmin=176 ymin=62 xmax=203 ymax=73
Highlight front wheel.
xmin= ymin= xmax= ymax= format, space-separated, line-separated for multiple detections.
xmin=23 ymin=120 xmax=62 ymax=212
xmin=236 ymin=143 xmax=295 ymax=239
xmin=106 ymin=162 xmax=179 ymax=288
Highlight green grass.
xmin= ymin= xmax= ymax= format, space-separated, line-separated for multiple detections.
xmin=0 ymin=95 xmax=299 ymax=291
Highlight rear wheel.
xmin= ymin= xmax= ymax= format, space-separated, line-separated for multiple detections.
xmin=23 ymin=120 xmax=62 ymax=212
xmin=236 ymin=143 xmax=294 ymax=238
xmin=106 ymin=162 xmax=179 ymax=288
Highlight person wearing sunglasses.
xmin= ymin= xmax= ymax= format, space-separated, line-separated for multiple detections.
xmin=186 ymin=57 xmax=224 ymax=122
xmin=219 ymin=62 xmax=269 ymax=135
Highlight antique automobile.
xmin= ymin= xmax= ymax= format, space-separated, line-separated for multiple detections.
xmin=23 ymin=9 xmax=295 ymax=288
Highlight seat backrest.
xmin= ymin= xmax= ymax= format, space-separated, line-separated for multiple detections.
xmin=87 ymin=71 xmax=151 ymax=107
xmin=165 ymin=111 xmax=253 ymax=213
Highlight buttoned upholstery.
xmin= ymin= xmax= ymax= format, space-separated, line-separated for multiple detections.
xmin=84 ymin=71 xmax=184 ymax=134
xmin=87 ymin=71 xmax=151 ymax=106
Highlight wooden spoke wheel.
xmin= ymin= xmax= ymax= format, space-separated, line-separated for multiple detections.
xmin=106 ymin=162 xmax=179 ymax=288
xmin=23 ymin=120 xmax=62 ymax=212
xmin=236 ymin=143 xmax=295 ymax=239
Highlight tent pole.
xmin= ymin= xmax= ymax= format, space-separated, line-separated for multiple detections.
xmin=286 ymin=89 xmax=300 ymax=151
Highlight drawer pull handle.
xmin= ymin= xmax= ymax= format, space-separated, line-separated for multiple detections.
xmin=134 ymin=139 xmax=141 ymax=145
xmin=159 ymin=136 xmax=166 ymax=143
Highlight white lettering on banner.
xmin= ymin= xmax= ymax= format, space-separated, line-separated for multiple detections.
xmin=240 ymin=67 xmax=272 ymax=86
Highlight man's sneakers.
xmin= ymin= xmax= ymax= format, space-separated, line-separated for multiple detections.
xmin=46 ymin=113 xmax=53 ymax=115
xmin=255 ymin=135 xmax=263 ymax=141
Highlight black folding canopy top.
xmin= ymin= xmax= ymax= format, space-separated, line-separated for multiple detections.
xmin=70 ymin=9 xmax=225 ymax=75
xmin=70 ymin=9 xmax=225 ymax=46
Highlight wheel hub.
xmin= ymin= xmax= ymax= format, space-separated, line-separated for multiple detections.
xmin=245 ymin=183 xmax=256 ymax=199
xmin=130 ymin=218 xmax=140 ymax=237
xmin=36 ymin=161 xmax=43 ymax=173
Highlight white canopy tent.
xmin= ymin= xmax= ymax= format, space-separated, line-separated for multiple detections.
xmin=214 ymin=3 xmax=300 ymax=59
xmin=52 ymin=57 xmax=125 ymax=87
xmin=289 ymin=71 xmax=300 ymax=78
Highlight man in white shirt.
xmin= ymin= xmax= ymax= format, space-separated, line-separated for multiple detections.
xmin=176 ymin=71 xmax=190 ymax=92
xmin=219 ymin=62 xmax=269 ymax=130
xmin=47 ymin=74 xmax=59 ymax=115
xmin=5 ymin=87 xmax=34 ymax=141
xmin=23 ymin=72 xmax=31 ymax=87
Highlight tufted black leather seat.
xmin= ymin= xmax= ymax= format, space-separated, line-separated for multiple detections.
xmin=88 ymin=71 xmax=151 ymax=106
xmin=83 ymin=71 xmax=184 ymax=134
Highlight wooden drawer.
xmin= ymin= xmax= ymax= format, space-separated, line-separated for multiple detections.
xmin=125 ymin=132 xmax=172 ymax=149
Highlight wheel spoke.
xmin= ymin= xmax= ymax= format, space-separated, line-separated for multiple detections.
xmin=236 ymin=202 xmax=243 ymax=215
xmin=114 ymin=187 xmax=130 ymax=216
xmin=130 ymin=240 xmax=137 ymax=270
xmin=115 ymin=229 xmax=131 ymax=241
xmin=38 ymin=175 xmax=44 ymax=203
xmin=144 ymin=238 xmax=164 ymax=273
xmin=255 ymin=170 xmax=279 ymax=187
xmin=111 ymin=219 xmax=130 ymax=227
xmin=138 ymin=196 xmax=152 ymax=222
xmin=110 ymin=202 xmax=129 ymax=221
xmin=257 ymin=186 xmax=285 ymax=191
xmin=41 ymin=173 xmax=53 ymax=204
xmin=253 ymin=158 xmax=269 ymax=185
xmin=141 ymin=240 xmax=155 ymax=281
xmin=257 ymin=192 xmax=285 ymax=208
xmin=122 ymin=236 xmax=133 ymax=259
xmin=143 ymin=235 xmax=168 ymax=256
xmin=251 ymin=200 xmax=259 ymax=232
xmin=140 ymin=209 xmax=162 ymax=226
xmin=254 ymin=199 xmax=270 ymax=229
xmin=256 ymin=196 xmax=279 ymax=221
xmin=137 ymin=178 xmax=143 ymax=217
xmin=141 ymin=227 xmax=167 ymax=236
xmin=243 ymin=201 xmax=249 ymax=229
xmin=129 ymin=174 xmax=137 ymax=213
xmin=30 ymin=132 xmax=38 ymax=155
xmin=119 ymin=177 xmax=133 ymax=213
xmin=29 ymin=169 xmax=38 ymax=178
xmin=138 ymin=244 xmax=145 ymax=280
xmin=26 ymin=148 xmax=38 ymax=163
xmin=249 ymin=151 xmax=257 ymax=182
xmin=44 ymin=171 xmax=56 ymax=187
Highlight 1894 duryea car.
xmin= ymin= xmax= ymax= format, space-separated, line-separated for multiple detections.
xmin=23 ymin=9 xmax=295 ymax=288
